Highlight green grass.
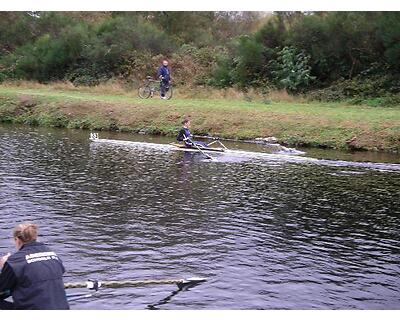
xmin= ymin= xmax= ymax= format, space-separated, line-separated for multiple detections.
xmin=0 ymin=84 xmax=399 ymax=152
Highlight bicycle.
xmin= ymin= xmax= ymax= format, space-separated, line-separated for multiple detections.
xmin=138 ymin=76 xmax=173 ymax=100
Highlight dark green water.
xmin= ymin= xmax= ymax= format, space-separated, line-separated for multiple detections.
xmin=1 ymin=124 xmax=399 ymax=309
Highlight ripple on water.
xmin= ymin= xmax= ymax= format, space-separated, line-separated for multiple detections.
xmin=0 ymin=126 xmax=399 ymax=309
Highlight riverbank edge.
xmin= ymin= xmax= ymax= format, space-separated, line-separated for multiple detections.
xmin=0 ymin=86 xmax=399 ymax=153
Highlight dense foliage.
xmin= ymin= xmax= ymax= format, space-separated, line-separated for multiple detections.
xmin=0 ymin=12 xmax=399 ymax=103
xmin=0 ymin=12 xmax=259 ymax=86
xmin=214 ymin=12 xmax=400 ymax=97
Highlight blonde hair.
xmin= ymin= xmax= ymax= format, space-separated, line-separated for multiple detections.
xmin=13 ymin=223 xmax=38 ymax=243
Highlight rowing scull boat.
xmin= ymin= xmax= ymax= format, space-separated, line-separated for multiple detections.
xmin=90 ymin=133 xmax=227 ymax=154
xmin=169 ymin=142 xmax=225 ymax=153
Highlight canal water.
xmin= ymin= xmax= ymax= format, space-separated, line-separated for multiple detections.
xmin=0 ymin=124 xmax=399 ymax=309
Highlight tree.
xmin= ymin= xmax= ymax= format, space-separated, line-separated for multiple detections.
xmin=377 ymin=12 xmax=400 ymax=70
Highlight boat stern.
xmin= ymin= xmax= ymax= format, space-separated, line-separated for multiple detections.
xmin=90 ymin=132 xmax=99 ymax=141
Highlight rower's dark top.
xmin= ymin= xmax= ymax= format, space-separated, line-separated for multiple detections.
xmin=0 ymin=241 xmax=69 ymax=310
xmin=177 ymin=127 xmax=192 ymax=147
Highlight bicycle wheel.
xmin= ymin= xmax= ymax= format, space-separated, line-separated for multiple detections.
xmin=138 ymin=86 xmax=151 ymax=99
xmin=164 ymin=85 xmax=173 ymax=100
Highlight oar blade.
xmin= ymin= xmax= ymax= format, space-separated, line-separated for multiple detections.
xmin=177 ymin=277 xmax=207 ymax=290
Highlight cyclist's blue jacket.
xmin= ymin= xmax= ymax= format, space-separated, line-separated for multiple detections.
xmin=0 ymin=241 xmax=69 ymax=310
xmin=157 ymin=65 xmax=171 ymax=82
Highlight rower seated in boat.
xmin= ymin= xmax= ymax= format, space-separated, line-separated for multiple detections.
xmin=176 ymin=118 xmax=207 ymax=148
xmin=0 ymin=223 xmax=69 ymax=310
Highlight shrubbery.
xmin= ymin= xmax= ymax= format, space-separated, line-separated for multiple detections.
xmin=270 ymin=46 xmax=315 ymax=93
xmin=211 ymin=12 xmax=400 ymax=104
xmin=0 ymin=12 xmax=399 ymax=105
xmin=0 ymin=12 xmax=256 ymax=86
xmin=308 ymin=73 xmax=400 ymax=106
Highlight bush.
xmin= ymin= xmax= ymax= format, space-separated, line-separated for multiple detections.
xmin=271 ymin=46 xmax=315 ymax=93
xmin=211 ymin=35 xmax=270 ymax=89
xmin=171 ymin=45 xmax=220 ymax=86
xmin=308 ymin=74 xmax=400 ymax=106
xmin=0 ymin=73 xmax=5 ymax=83
xmin=210 ymin=54 xmax=234 ymax=88
xmin=354 ymin=96 xmax=400 ymax=107
xmin=232 ymin=36 xmax=267 ymax=88
xmin=12 ymin=23 xmax=90 ymax=82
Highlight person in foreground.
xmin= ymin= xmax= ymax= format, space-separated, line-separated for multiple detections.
xmin=157 ymin=59 xmax=171 ymax=99
xmin=0 ymin=223 xmax=69 ymax=310
xmin=177 ymin=118 xmax=207 ymax=148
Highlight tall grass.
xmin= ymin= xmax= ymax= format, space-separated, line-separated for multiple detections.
xmin=2 ymin=80 xmax=304 ymax=103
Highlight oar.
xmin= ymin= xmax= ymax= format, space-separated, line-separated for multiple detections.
xmin=2 ymin=289 xmax=96 ymax=303
xmin=1 ymin=290 xmax=99 ymax=303
xmin=1 ymin=278 xmax=206 ymax=300
xmin=64 ymin=277 xmax=206 ymax=291
xmin=186 ymin=137 xmax=215 ymax=160
xmin=66 ymin=291 xmax=99 ymax=302
xmin=147 ymin=277 xmax=206 ymax=309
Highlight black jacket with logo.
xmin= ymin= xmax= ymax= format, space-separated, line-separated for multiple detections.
xmin=0 ymin=241 xmax=69 ymax=310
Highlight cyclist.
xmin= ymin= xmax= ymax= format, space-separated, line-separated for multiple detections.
xmin=157 ymin=60 xmax=171 ymax=99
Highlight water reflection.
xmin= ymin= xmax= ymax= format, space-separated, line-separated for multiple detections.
xmin=0 ymin=124 xmax=399 ymax=310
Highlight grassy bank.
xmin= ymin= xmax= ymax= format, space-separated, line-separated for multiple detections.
xmin=0 ymin=83 xmax=399 ymax=152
